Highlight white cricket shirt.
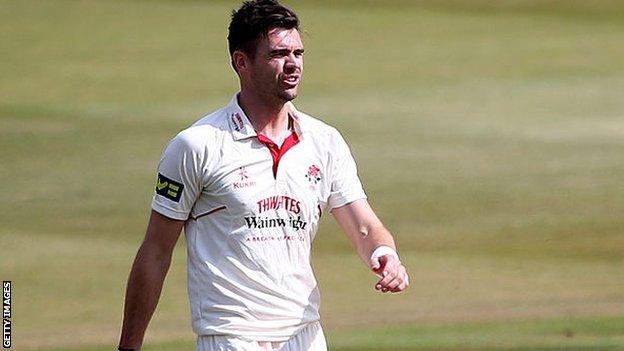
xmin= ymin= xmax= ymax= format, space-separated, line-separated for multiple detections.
xmin=151 ymin=94 xmax=366 ymax=340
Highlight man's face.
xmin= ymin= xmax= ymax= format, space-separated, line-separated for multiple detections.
xmin=245 ymin=27 xmax=304 ymax=103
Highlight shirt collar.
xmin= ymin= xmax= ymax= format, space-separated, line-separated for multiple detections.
xmin=227 ymin=94 xmax=257 ymax=141
xmin=288 ymin=102 xmax=305 ymax=139
xmin=227 ymin=93 xmax=306 ymax=141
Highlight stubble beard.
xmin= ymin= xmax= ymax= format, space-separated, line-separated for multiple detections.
xmin=277 ymin=88 xmax=298 ymax=103
xmin=248 ymin=72 xmax=300 ymax=106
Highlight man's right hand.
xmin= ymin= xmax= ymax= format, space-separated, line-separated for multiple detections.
xmin=370 ymin=254 xmax=409 ymax=293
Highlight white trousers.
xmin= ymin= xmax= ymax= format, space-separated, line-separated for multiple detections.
xmin=196 ymin=321 xmax=327 ymax=351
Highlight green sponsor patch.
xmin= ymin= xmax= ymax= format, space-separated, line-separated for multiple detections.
xmin=155 ymin=173 xmax=184 ymax=202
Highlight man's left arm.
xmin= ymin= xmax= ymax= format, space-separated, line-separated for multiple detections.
xmin=332 ymin=199 xmax=409 ymax=293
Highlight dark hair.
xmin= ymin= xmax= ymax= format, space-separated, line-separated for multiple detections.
xmin=228 ymin=0 xmax=299 ymax=59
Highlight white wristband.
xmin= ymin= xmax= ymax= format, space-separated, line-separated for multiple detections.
xmin=370 ymin=245 xmax=399 ymax=261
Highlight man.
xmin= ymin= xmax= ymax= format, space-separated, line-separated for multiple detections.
xmin=118 ymin=1 xmax=409 ymax=350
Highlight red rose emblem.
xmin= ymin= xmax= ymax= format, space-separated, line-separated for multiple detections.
xmin=306 ymin=165 xmax=322 ymax=185
xmin=308 ymin=165 xmax=320 ymax=177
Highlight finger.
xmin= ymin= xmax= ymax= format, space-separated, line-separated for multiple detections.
xmin=369 ymin=256 xmax=382 ymax=274
xmin=369 ymin=258 xmax=381 ymax=271
xmin=376 ymin=268 xmax=399 ymax=290
xmin=382 ymin=276 xmax=402 ymax=292
xmin=380 ymin=259 xmax=402 ymax=279
xmin=380 ymin=268 xmax=407 ymax=292
xmin=377 ymin=266 xmax=407 ymax=292
xmin=390 ymin=281 xmax=408 ymax=293
xmin=371 ymin=254 xmax=389 ymax=273
xmin=382 ymin=258 xmax=401 ymax=277
xmin=390 ymin=270 xmax=409 ymax=293
xmin=375 ymin=277 xmax=386 ymax=290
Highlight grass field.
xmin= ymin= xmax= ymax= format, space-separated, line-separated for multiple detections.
xmin=1 ymin=0 xmax=624 ymax=350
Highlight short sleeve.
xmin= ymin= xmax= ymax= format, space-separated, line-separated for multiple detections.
xmin=327 ymin=131 xmax=367 ymax=211
xmin=151 ymin=133 xmax=204 ymax=220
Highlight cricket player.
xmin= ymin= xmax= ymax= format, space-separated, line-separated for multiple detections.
xmin=118 ymin=1 xmax=409 ymax=350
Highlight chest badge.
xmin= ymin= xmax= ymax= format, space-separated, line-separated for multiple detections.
xmin=305 ymin=164 xmax=322 ymax=190
xmin=233 ymin=166 xmax=256 ymax=189
xmin=239 ymin=166 xmax=249 ymax=180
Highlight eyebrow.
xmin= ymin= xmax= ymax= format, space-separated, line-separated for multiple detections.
xmin=269 ymin=48 xmax=305 ymax=54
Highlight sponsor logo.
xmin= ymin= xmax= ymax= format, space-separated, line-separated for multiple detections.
xmin=257 ymin=195 xmax=301 ymax=214
xmin=305 ymin=164 xmax=322 ymax=185
xmin=155 ymin=173 xmax=184 ymax=202
xmin=233 ymin=166 xmax=256 ymax=189
xmin=245 ymin=234 xmax=305 ymax=242
xmin=232 ymin=113 xmax=245 ymax=132
xmin=239 ymin=166 xmax=249 ymax=180
xmin=244 ymin=215 xmax=308 ymax=230
xmin=244 ymin=195 xmax=309 ymax=242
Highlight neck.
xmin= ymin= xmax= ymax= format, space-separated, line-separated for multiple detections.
xmin=238 ymin=90 xmax=291 ymax=139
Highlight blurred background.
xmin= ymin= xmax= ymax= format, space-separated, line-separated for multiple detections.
xmin=1 ymin=0 xmax=623 ymax=350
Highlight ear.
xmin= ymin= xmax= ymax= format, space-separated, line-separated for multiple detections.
xmin=232 ymin=50 xmax=249 ymax=72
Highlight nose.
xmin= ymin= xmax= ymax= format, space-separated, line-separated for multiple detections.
xmin=284 ymin=53 xmax=301 ymax=72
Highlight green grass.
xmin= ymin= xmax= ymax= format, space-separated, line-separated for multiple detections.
xmin=41 ymin=316 xmax=624 ymax=351
xmin=1 ymin=0 xmax=623 ymax=350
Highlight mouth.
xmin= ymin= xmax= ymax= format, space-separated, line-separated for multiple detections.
xmin=282 ymin=75 xmax=300 ymax=88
